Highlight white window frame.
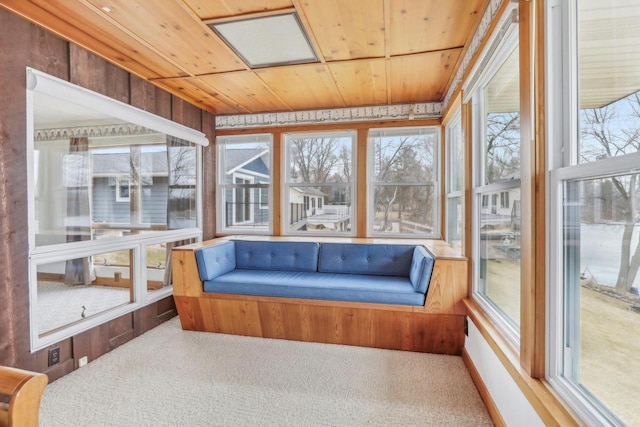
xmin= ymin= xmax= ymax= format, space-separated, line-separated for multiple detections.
xmin=283 ymin=130 xmax=356 ymax=237
xmin=546 ymin=1 xmax=634 ymax=425
xmin=26 ymin=68 xmax=204 ymax=351
xmin=116 ymin=177 xmax=131 ymax=202
xmin=445 ymin=110 xmax=463 ymax=244
xmin=216 ymin=134 xmax=273 ymax=235
xmin=367 ymin=126 xmax=440 ymax=238
xmin=464 ymin=4 xmax=521 ymax=346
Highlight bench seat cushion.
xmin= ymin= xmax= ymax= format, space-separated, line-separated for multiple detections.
xmin=204 ymin=269 xmax=426 ymax=306
xmin=318 ymin=243 xmax=415 ymax=276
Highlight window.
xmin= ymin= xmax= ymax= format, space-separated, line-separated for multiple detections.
xmin=446 ymin=112 xmax=463 ymax=246
xmin=284 ymin=131 xmax=355 ymax=235
xmin=116 ymin=178 xmax=130 ymax=202
xmin=27 ymin=69 xmax=203 ymax=350
xmin=468 ymin=13 xmax=521 ymax=339
xmin=368 ymin=127 xmax=439 ymax=237
xmin=500 ymin=191 xmax=509 ymax=209
xmin=548 ymin=1 xmax=640 ymax=425
xmin=217 ymin=134 xmax=272 ymax=234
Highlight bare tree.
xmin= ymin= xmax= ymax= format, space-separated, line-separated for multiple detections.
xmin=290 ymin=137 xmax=342 ymax=183
xmin=581 ymin=92 xmax=640 ymax=294
xmin=486 ymin=112 xmax=520 ymax=183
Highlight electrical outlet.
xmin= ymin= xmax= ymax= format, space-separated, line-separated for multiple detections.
xmin=48 ymin=347 xmax=60 ymax=366
xmin=78 ymin=356 xmax=88 ymax=368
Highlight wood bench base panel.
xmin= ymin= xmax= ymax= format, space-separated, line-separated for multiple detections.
xmin=175 ymin=295 xmax=465 ymax=355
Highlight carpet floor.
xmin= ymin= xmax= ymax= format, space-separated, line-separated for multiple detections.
xmin=40 ymin=318 xmax=493 ymax=426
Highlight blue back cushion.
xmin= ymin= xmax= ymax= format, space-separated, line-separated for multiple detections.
xmin=233 ymin=240 xmax=320 ymax=272
xmin=410 ymin=246 xmax=435 ymax=294
xmin=318 ymin=243 xmax=415 ymax=276
xmin=195 ymin=241 xmax=236 ymax=281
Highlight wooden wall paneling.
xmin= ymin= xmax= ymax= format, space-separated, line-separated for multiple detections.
xmin=107 ymin=312 xmax=135 ymax=348
xmin=171 ymin=95 xmax=203 ymax=131
xmin=133 ymin=304 xmax=160 ymax=337
xmin=388 ymin=49 xmax=462 ymax=103
xmin=69 ymin=44 xmax=130 ymax=103
xmin=0 ymin=9 xmax=71 ymax=370
xmin=202 ymin=110 xmax=217 ymax=240
xmin=154 ymin=77 xmax=247 ymax=115
xmin=183 ymin=0 xmax=294 ymax=20
xmin=130 ymin=74 xmax=172 ymax=119
xmin=72 ymin=323 xmax=111 ymax=367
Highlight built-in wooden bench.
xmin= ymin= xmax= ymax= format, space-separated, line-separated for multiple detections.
xmin=172 ymin=236 xmax=467 ymax=355
xmin=0 ymin=366 xmax=48 ymax=427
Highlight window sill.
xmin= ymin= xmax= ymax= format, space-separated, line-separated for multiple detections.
xmin=464 ymin=298 xmax=583 ymax=427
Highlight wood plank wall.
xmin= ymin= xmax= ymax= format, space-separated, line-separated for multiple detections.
xmin=0 ymin=8 xmax=215 ymax=381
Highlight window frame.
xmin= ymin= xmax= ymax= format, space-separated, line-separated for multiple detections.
xmin=546 ymin=1 xmax=639 ymax=424
xmin=445 ymin=110 xmax=463 ymax=245
xmin=116 ymin=177 xmax=131 ymax=203
xmin=283 ymin=130 xmax=356 ymax=237
xmin=26 ymin=69 xmax=204 ymax=351
xmin=367 ymin=126 xmax=440 ymax=238
xmin=216 ymin=133 xmax=273 ymax=235
xmin=467 ymin=13 xmax=522 ymax=346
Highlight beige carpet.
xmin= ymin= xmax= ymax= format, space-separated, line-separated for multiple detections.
xmin=40 ymin=318 xmax=492 ymax=426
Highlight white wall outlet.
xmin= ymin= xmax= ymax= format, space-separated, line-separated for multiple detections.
xmin=78 ymin=356 xmax=88 ymax=367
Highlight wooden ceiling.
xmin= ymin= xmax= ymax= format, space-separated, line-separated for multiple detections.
xmin=1 ymin=0 xmax=487 ymax=116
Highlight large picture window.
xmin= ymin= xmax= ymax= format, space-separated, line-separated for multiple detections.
xmin=28 ymin=69 xmax=203 ymax=350
xmin=284 ymin=131 xmax=355 ymax=235
xmin=368 ymin=127 xmax=439 ymax=237
xmin=217 ymin=134 xmax=272 ymax=234
xmin=549 ymin=1 xmax=640 ymax=425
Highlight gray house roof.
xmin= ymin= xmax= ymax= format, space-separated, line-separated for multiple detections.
xmin=92 ymin=151 xmax=168 ymax=175
xmin=226 ymin=148 xmax=270 ymax=176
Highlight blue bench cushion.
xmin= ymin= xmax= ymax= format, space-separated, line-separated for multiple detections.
xmin=204 ymin=269 xmax=425 ymax=306
xmin=318 ymin=243 xmax=415 ymax=276
xmin=194 ymin=241 xmax=236 ymax=281
xmin=410 ymin=246 xmax=435 ymax=294
xmin=233 ymin=240 xmax=320 ymax=272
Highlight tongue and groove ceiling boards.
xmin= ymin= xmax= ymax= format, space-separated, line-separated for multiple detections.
xmin=0 ymin=0 xmax=487 ymax=115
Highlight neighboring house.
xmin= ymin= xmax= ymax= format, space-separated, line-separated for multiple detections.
xmin=224 ymin=148 xmax=270 ymax=227
xmin=91 ymin=150 xmax=169 ymax=225
xmin=480 ymin=187 xmax=521 ymax=231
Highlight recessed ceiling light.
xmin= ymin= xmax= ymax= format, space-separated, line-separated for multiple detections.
xmin=209 ymin=12 xmax=318 ymax=69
